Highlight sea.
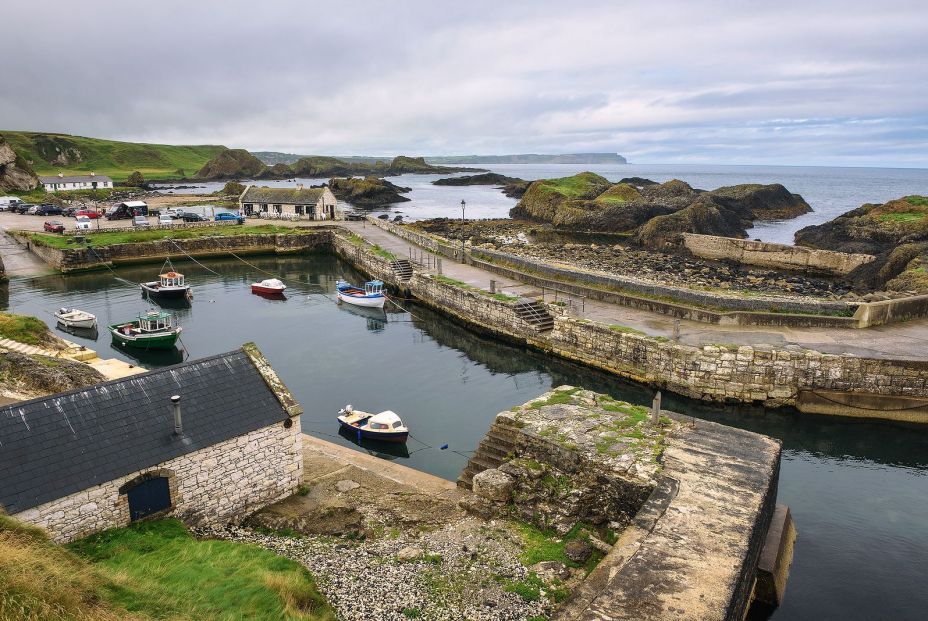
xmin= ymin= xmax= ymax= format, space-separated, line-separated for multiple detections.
xmin=153 ymin=163 xmax=928 ymax=245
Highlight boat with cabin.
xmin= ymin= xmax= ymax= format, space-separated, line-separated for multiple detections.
xmin=251 ymin=278 xmax=287 ymax=295
xmin=53 ymin=307 xmax=97 ymax=329
xmin=140 ymin=259 xmax=192 ymax=299
xmin=335 ymin=279 xmax=386 ymax=308
xmin=336 ymin=405 xmax=409 ymax=443
xmin=109 ymin=310 xmax=182 ymax=349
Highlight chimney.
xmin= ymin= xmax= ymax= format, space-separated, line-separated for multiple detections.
xmin=171 ymin=395 xmax=182 ymax=435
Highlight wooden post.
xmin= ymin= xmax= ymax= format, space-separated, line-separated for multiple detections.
xmin=650 ymin=391 xmax=661 ymax=425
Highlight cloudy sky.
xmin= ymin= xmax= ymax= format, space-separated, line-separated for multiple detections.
xmin=3 ymin=0 xmax=927 ymax=166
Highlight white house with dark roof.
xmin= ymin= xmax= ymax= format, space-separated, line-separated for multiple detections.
xmin=239 ymin=184 xmax=342 ymax=220
xmin=40 ymin=172 xmax=114 ymax=192
xmin=0 ymin=343 xmax=303 ymax=543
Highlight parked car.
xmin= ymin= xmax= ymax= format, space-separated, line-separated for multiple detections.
xmin=26 ymin=205 xmax=41 ymax=215
xmin=158 ymin=214 xmax=174 ymax=226
xmin=13 ymin=203 xmax=35 ymax=214
xmin=73 ymin=209 xmax=101 ymax=219
xmin=215 ymin=212 xmax=245 ymax=224
xmin=132 ymin=215 xmax=150 ymax=228
xmin=74 ymin=215 xmax=93 ymax=230
xmin=166 ymin=208 xmax=181 ymax=217
xmin=106 ymin=201 xmax=148 ymax=220
xmin=43 ymin=220 xmax=65 ymax=233
xmin=60 ymin=206 xmax=76 ymax=217
xmin=181 ymin=212 xmax=209 ymax=222
xmin=35 ymin=204 xmax=63 ymax=216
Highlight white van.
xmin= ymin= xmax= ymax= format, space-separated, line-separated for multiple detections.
xmin=158 ymin=213 xmax=174 ymax=227
xmin=0 ymin=196 xmax=24 ymax=211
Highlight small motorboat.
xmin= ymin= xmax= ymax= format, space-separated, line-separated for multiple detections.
xmin=140 ymin=259 xmax=192 ymax=300
xmin=251 ymin=278 xmax=287 ymax=295
xmin=337 ymin=405 xmax=409 ymax=443
xmin=109 ymin=310 xmax=182 ymax=350
xmin=336 ymin=279 xmax=386 ymax=308
xmin=53 ymin=307 xmax=97 ymax=329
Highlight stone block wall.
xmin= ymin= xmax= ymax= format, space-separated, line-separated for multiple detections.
xmin=682 ymin=233 xmax=875 ymax=276
xmin=12 ymin=418 xmax=303 ymax=543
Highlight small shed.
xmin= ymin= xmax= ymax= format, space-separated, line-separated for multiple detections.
xmin=0 ymin=343 xmax=303 ymax=542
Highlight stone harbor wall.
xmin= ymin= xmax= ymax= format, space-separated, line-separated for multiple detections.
xmin=462 ymin=389 xmax=786 ymax=621
xmin=681 ymin=232 xmax=875 ymax=276
xmin=12 ymin=419 xmax=303 ymax=543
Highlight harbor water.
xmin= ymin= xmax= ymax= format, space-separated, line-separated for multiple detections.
xmin=3 ymin=253 xmax=927 ymax=620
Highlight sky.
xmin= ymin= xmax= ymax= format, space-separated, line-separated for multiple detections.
xmin=2 ymin=0 xmax=927 ymax=167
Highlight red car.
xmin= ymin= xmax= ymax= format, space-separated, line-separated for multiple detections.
xmin=43 ymin=220 xmax=65 ymax=233
xmin=74 ymin=209 xmax=101 ymax=219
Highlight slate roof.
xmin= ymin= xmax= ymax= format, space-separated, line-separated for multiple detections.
xmin=0 ymin=348 xmax=293 ymax=515
xmin=240 ymin=186 xmax=325 ymax=205
xmin=39 ymin=175 xmax=113 ymax=184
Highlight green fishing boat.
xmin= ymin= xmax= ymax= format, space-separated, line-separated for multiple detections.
xmin=109 ymin=310 xmax=182 ymax=350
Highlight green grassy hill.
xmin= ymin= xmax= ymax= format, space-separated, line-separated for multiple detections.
xmin=0 ymin=131 xmax=227 ymax=182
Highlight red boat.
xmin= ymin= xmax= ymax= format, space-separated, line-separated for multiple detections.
xmin=251 ymin=278 xmax=287 ymax=295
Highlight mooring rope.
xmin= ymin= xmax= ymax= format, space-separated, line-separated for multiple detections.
xmin=166 ymin=239 xmax=222 ymax=276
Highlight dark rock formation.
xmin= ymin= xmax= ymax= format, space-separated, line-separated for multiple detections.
xmin=510 ymin=172 xmax=613 ymax=226
xmin=634 ymin=195 xmax=749 ymax=250
xmin=0 ymin=137 xmax=38 ymax=191
xmin=387 ymin=155 xmax=470 ymax=174
xmin=797 ymin=196 xmax=928 ymax=292
xmin=259 ymin=163 xmax=292 ymax=178
xmin=619 ymin=176 xmax=659 ymax=187
xmin=328 ymin=176 xmax=411 ymax=208
xmin=195 ymin=149 xmax=266 ymax=179
xmin=709 ymin=183 xmax=811 ymax=220
xmin=433 ymin=172 xmax=531 ymax=198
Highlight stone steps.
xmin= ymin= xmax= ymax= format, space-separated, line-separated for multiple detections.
xmin=515 ymin=299 xmax=554 ymax=332
xmin=457 ymin=422 xmax=520 ymax=490
xmin=391 ymin=259 xmax=414 ymax=282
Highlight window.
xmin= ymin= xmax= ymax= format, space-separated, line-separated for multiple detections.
xmin=261 ymin=203 xmax=268 ymax=212
xmin=274 ymin=204 xmax=282 ymax=214
xmin=295 ymin=205 xmax=304 ymax=215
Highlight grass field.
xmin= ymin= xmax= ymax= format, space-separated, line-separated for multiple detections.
xmin=27 ymin=224 xmax=302 ymax=249
xmin=0 ymin=312 xmax=57 ymax=346
xmin=2 ymin=131 xmax=226 ymax=181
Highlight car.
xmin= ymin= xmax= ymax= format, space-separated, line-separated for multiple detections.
xmin=60 ymin=207 xmax=77 ymax=217
xmin=132 ymin=215 xmax=150 ymax=228
xmin=35 ymin=204 xmax=63 ymax=216
xmin=74 ymin=215 xmax=93 ymax=230
xmin=13 ymin=203 xmax=35 ymax=214
xmin=166 ymin=208 xmax=182 ymax=217
xmin=215 ymin=212 xmax=245 ymax=224
xmin=73 ymin=209 xmax=101 ymax=219
xmin=181 ymin=212 xmax=209 ymax=222
xmin=27 ymin=205 xmax=40 ymax=215
xmin=158 ymin=214 xmax=174 ymax=226
xmin=43 ymin=220 xmax=65 ymax=233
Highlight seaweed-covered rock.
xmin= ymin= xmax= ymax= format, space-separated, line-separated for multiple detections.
xmin=434 ymin=172 xmax=530 ymax=198
xmin=593 ymin=183 xmax=642 ymax=206
xmin=328 ymin=176 xmax=411 ymax=208
xmin=510 ymin=172 xmax=612 ymax=225
xmin=708 ymin=183 xmax=811 ymax=220
xmin=635 ymin=195 xmax=747 ymax=250
xmin=195 ymin=148 xmax=266 ymax=179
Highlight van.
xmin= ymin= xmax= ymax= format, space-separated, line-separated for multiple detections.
xmin=106 ymin=201 xmax=149 ymax=220
xmin=0 ymin=196 xmax=23 ymax=211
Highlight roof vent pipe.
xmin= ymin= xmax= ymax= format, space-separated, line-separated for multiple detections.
xmin=171 ymin=395 xmax=182 ymax=435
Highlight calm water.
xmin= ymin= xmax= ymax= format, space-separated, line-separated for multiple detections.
xmin=3 ymin=253 xmax=928 ymax=620
xmin=157 ymin=164 xmax=928 ymax=244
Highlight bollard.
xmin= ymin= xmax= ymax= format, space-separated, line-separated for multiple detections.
xmin=437 ymin=258 xmax=442 ymax=275
xmin=673 ymin=319 xmax=681 ymax=342
xmin=650 ymin=391 xmax=662 ymax=425
xmin=490 ymin=279 xmax=496 ymax=294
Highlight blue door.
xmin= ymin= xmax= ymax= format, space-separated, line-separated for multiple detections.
xmin=126 ymin=476 xmax=171 ymax=521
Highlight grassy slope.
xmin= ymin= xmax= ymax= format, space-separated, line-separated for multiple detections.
xmin=1 ymin=131 xmax=226 ymax=182
xmin=534 ymin=172 xmax=611 ymax=199
xmin=69 ymin=519 xmax=334 ymax=621
xmin=27 ymin=224 xmax=301 ymax=249
xmin=0 ymin=312 xmax=58 ymax=347
xmin=0 ymin=515 xmax=334 ymax=621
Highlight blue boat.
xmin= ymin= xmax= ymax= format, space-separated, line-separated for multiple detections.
xmin=336 ymin=279 xmax=386 ymax=308
xmin=337 ymin=405 xmax=409 ymax=443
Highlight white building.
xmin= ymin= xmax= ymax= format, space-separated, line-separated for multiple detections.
xmin=239 ymin=184 xmax=342 ymax=220
xmin=40 ymin=172 xmax=114 ymax=192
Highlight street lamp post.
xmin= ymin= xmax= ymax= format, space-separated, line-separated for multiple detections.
xmin=460 ymin=199 xmax=466 ymax=262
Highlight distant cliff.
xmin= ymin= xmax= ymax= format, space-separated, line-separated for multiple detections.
xmin=426 ymin=153 xmax=627 ymax=165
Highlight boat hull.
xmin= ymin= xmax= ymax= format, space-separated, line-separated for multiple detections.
xmin=337 ymin=419 xmax=408 ymax=443
xmin=336 ymin=290 xmax=386 ymax=308
xmin=55 ymin=317 xmax=96 ymax=329
xmin=251 ymin=284 xmax=287 ymax=295
xmin=109 ymin=326 xmax=181 ymax=349
xmin=140 ymin=282 xmax=190 ymax=299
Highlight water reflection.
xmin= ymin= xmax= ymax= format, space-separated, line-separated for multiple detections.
xmin=337 ymin=425 xmax=411 ymax=459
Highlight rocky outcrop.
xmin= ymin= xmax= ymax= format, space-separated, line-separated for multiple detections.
xmin=328 ymin=176 xmax=411 ymax=208
xmin=290 ymin=156 xmax=380 ymax=178
xmin=635 ymin=195 xmax=748 ymax=250
xmin=709 ymin=183 xmax=811 ymax=220
xmin=510 ymin=172 xmax=613 ymax=226
xmin=797 ymin=196 xmax=928 ymax=292
xmin=259 ymin=162 xmax=292 ymax=178
xmin=387 ymin=155 xmax=471 ymax=174
xmin=195 ymin=148 xmax=266 ymax=179
xmin=0 ymin=137 xmax=38 ymax=191
xmin=433 ymin=172 xmax=530 ymax=198
xmin=0 ymin=350 xmax=104 ymax=397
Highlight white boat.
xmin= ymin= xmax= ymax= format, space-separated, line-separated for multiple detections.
xmin=337 ymin=405 xmax=409 ymax=443
xmin=251 ymin=278 xmax=287 ymax=295
xmin=54 ymin=307 xmax=97 ymax=329
xmin=336 ymin=280 xmax=386 ymax=308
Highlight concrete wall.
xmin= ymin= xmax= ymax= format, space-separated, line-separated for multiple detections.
xmin=682 ymin=233 xmax=875 ymax=276
xmin=12 ymin=418 xmax=303 ymax=543
xmin=853 ymin=293 xmax=928 ymax=328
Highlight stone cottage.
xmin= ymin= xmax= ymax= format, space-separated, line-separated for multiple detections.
xmin=239 ymin=184 xmax=342 ymax=220
xmin=40 ymin=172 xmax=114 ymax=192
xmin=0 ymin=343 xmax=303 ymax=543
